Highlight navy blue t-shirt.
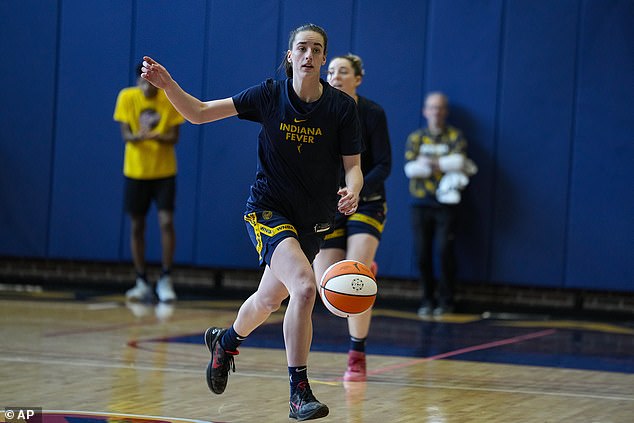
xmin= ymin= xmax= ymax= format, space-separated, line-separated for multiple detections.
xmin=232 ymin=78 xmax=363 ymax=231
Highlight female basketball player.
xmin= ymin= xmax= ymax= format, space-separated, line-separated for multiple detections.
xmin=141 ymin=23 xmax=363 ymax=421
xmin=313 ymin=54 xmax=392 ymax=382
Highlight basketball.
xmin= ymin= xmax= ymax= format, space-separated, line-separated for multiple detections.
xmin=319 ymin=260 xmax=377 ymax=318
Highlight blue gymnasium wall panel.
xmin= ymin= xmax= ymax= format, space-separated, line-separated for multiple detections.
xmin=48 ymin=1 xmax=133 ymax=260
xmin=424 ymin=0 xmax=504 ymax=282
xmin=566 ymin=0 xmax=634 ymax=291
xmin=2 ymin=0 xmax=633 ymax=294
xmin=491 ymin=0 xmax=579 ymax=286
xmin=119 ymin=1 xmax=207 ymax=265
xmin=353 ymin=0 xmax=429 ymax=278
xmin=194 ymin=0 xmax=281 ymax=267
xmin=0 ymin=0 xmax=58 ymax=256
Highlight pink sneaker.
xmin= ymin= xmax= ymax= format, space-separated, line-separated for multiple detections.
xmin=343 ymin=350 xmax=367 ymax=382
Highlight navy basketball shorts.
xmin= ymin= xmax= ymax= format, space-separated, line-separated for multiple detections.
xmin=322 ymin=200 xmax=387 ymax=250
xmin=244 ymin=207 xmax=324 ymax=267
xmin=124 ymin=176 xmax=176 ymax=216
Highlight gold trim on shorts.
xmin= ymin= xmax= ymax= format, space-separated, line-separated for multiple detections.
xmin=349 ymin=213 xmax=385 ymax=233
xmin=324 ymin=228 xmax=346 ymax=241
xmin=244 ymin=212 xmax=298 ymax=260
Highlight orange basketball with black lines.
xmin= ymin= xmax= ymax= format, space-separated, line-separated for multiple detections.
xmin=319 ymin=260 xmax=377 ymax=318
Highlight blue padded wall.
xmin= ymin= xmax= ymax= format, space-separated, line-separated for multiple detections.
xmin=1 ymin=0 xmax=633 ymax=293
xmin=566 ymin=0 xmax=634 ymax=291
xmin=195 ymin=0 xmax=282 ymax=268
xmin=47 ymin=0 xmax=133 ymax=260
xmin=0 ymin=0 xmax=58 ymax=256
xmin=424 ymin=0 xmax=503 ymax=282
xmin=491 ymin=0 xmax=579 ymax=286
xmin=353 ymin=0 xmax=429 ymax=278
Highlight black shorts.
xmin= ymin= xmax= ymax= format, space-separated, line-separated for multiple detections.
xmin=124 ymin=176 xmax=176 ymax=216
xmin=322 ymin=200 xmax=387 ymax=250
xmin=244 ymin=207 xmax=325 ymax=267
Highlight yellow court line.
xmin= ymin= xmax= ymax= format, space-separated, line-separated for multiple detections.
xmin=495 ymin=320 xmax=634 ymax=335
xmin=372 ymin=308 xmax=482 ymax=323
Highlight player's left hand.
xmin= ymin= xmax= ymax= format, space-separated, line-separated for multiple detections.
xmin=337 ymin=187 xmax=359 ymax=215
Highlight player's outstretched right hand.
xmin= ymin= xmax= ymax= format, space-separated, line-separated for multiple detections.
xmin=141 ymin=56 xmax=173 ymax=90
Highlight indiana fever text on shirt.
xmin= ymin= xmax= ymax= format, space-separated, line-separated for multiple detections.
xmin=232 ymin=78 xmax=363 ymax=231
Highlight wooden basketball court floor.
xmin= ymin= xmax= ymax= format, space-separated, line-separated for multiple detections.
xmin=1 ymin=286 xmax=633 ymax=423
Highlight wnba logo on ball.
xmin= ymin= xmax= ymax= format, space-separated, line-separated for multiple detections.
xmin=351 ymin=278 xmax=365 ymax=291
xmin=319 ymin=260 xmax=377 ymax=318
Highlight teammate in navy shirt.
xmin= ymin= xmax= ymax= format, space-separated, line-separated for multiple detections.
xmin=313 ymin=54 xmax=392 ymax=383
xmin=141 ymin=23 xmax=363 ymax=421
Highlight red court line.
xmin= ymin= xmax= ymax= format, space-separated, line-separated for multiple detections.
xmin=365 ymin=328 xmax=558 ymax=377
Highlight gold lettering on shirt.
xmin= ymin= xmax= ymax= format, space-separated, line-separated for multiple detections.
xmin=280 ymin=122 xmax=323 ymax=151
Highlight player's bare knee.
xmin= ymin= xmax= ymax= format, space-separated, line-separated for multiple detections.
xmin=131 ymin=224 xmax=145 ymax=239
xmin=160 ymin=224 xmax=174 ymax=236
xmin=252 ymin=292 xmax=282 ymax=314
xmin=261 ymin=298 xmax=282 ymax=314
xmin=290 ymin=276 xmax=317 ymax=305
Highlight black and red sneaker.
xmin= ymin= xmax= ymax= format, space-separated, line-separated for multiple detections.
xmin=289 ymin=381 xmax=329 ymax=421
xmin=204 ymin=327 xmax=238 ymax=394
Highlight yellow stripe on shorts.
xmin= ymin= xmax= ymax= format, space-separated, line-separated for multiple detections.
xmin=324 ymin=228 xmax=346 ymax=241
xmin=244 ymin=212 xmax=298 ymax=260
xmin=349 ymin=213 xmax=385 ymax=233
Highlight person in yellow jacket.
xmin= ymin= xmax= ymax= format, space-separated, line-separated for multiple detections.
xmin=113 ymin=63 xmax=184 ymax=302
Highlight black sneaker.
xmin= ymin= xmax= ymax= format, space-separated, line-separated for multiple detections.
xmin=204 ymin=327 xmax=238 ymax=394
xmin=289 ymin=381 xmax=329 ymax=421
